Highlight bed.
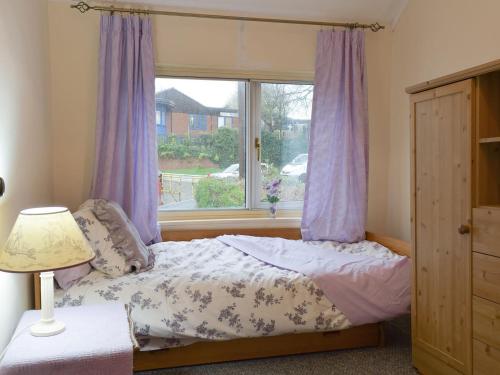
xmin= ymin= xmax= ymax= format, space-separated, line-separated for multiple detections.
xmin=33 ymin=228 xmax=410 ymax=371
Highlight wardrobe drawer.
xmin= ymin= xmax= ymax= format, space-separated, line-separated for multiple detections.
xmin=473 ymin=252 xmax=500 ymax=304
xmin=473 ymin=208 xmax=500 ymax=257
xmin=473 ymin=339 xmax=500 ymax=375
xmin=473 ymin=296 xmax=500 ymax=348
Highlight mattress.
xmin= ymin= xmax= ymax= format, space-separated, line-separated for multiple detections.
xmin=54 ymin=238 xmax=399 ymax=351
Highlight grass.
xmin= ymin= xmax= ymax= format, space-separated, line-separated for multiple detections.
xmin=163 ymin=167 xmax=221 ymax=176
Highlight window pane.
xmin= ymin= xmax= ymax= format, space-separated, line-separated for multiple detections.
xmin=156 ymin=78 xmax=246 ymax=210
xmin=259 ymin=82 xmax=313 ymax=204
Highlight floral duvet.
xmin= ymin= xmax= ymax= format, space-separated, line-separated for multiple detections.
xmin=54 ymin=238 xmax=398 ymax=351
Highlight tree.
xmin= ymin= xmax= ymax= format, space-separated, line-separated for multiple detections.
xmin=260 ymin=84 xmax=313 ymax=133
xmin=224 ymin=84 xmax=313 ymax=134
xmin=210 ymin=128 xmax=239 ymax=168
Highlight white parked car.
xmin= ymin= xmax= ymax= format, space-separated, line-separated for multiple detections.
xmin=280 ymin=153 xmax=308 ymax=182
xmin=209 ymin=163 xmax=240 ymax=179
xmin=209 ymin=163 xmax=269 ymax=179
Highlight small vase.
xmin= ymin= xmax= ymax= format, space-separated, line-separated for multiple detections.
xmin=269 ymin=202 xmax=278 ymax=218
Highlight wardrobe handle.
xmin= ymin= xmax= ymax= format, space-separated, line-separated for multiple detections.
xmin=458 ymin=225 xmax=470 ymax=235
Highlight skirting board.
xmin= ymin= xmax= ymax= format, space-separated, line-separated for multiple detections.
xmin=133 ymin=323 xmax=383 ymax=371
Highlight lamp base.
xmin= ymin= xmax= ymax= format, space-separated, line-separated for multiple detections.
xmin=30 ymin=319 xmax=65 ymax=337
xmin=31 ymin=271 xmax=65 ymax=337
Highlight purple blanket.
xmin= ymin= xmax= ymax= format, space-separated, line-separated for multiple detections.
xmin=217 ymin=235 xmax=410 ymax=325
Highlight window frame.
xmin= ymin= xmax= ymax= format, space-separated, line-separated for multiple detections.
xmin=250 ymin=79 xmax=313 ymax=211
xmin=155 ymin=69 xmax=313 ymax=220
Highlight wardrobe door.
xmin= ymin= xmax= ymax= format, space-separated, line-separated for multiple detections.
xmin=411 ymin=80 xmax=473 ymax=375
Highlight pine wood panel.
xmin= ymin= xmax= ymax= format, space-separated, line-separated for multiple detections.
xmin=475 ymin=72 xmax=500 ymax=207
xmin=473 ymin=296 xmax=500 ymax=348
xmin=161 ymin=227 xmax=303 ymax=241
xmin=473 ymin=207 xmax=500 ymax=257
xmin=412 ymin=345 xmax=463 ymax=375
xmin=365 ymin=232 xmax=411 ymax=257
xmin=406 ymin=58 xmax=500 ymax=94
xmin=478 ymin=136 xmax=500 ymax=143
xmin=473 ymin=252 xmax=500 ymax=304
xmin=411 ymin=80 xmax=473 ymax=374
xmin=134 ymin=323 xmax=382 ymax=371
xmin=473 ymin=339 xmax=500 ymax=375
xmin=476 ymin=72 xmax=500 ymax=139
xmin=476 ymin=142 xmax=500 ymax=206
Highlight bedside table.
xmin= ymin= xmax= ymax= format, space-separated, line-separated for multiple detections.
xmin=0 ymin=303 xmax=134 ymax=375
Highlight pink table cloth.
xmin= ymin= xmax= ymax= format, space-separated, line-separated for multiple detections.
xmin=0 ymin=303 xmax=133 ymax=375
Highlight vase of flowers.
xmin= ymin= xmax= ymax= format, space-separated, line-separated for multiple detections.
xmin=265 ymin=179 xmax=281 ymax=218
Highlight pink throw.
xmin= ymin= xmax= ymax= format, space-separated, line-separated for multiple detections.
xmin=217 ymin=235 xmax=411 ymax=325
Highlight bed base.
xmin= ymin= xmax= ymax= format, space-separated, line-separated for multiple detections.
xmin=133 ymin=323 xmax=384 ymax=371
xmin=33 ymin=229 xmax=408 ymax=371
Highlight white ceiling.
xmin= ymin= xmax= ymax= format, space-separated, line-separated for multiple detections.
xmin=106 ymin=0 xmax=408 ymax=26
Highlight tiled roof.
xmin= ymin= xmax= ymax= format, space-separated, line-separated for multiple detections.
xmin=156 ymin=88 xmax=218 ymax=115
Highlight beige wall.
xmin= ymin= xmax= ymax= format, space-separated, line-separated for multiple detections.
xmin=387 ymin=0 xmax=500 ymax=241
xmin=47 ymin=1 xmax=392 ymax=235
xmin=0 ymin=0 xmax=52 ymax=351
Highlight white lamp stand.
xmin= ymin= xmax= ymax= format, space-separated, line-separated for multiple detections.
xmin=30 ymin=271 xmax=65 ymax=337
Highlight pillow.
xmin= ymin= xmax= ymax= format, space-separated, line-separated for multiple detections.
xmin=54 ymin=263 xmax=91 ymax=290
xmin=80 ymin=199 xmax=154 ymax=272
xmin=73 ymin=207 xmax=130 ymax=277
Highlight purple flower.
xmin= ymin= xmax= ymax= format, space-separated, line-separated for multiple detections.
xmin=264 ymin=179 xmax=281 ymax=204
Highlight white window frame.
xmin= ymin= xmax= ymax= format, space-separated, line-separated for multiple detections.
xmin=155 ymin=69 xmax=313 ymax=221
xmin=250 ymin=79 xmax=313 ymax=210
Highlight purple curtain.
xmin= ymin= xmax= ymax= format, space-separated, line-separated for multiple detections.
xmin=301 ymin=30 xmax=368 ymax=243
xmin=91 ymin=14 xmax=160 ymax=244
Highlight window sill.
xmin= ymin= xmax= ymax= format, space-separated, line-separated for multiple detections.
xmin=158 ymin=209 xmax=301 ymax=221
xmin=160 ymin=217 xmax=301 ymax=231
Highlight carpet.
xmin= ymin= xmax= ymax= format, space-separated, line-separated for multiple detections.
xmin=138 ymin=315 xmax=417 ymax=375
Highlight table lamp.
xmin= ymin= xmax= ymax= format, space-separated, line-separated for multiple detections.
xmin=0 ymin=207 xmax=94 ymax=337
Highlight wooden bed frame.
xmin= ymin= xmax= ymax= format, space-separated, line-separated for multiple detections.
xmin=33 ymin=228 xmax=410 ymax=371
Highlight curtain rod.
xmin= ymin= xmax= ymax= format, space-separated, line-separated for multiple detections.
xmin=71 ymin=1 xmax=385 ymax=32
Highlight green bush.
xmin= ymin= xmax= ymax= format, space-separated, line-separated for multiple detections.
xmin=158 ymin=128 xmax=308 ymax=170
xmin=194 ymin=178 xmax=244 ymax=208
xmin=157 ymin=129 xmax=240 ymax=169
xmin=210 ymin=128 xmax=239 ymax=168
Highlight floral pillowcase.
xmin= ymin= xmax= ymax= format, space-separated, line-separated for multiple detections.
xmin=73 ymin=207 xmax=131 ymax=277
xmin=55 ymin=200 xmax=155 ymax=289
xmin=80 ymin=199 xmax=154 ymax=273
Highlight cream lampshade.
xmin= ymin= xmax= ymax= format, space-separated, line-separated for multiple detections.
xmin=0 ymin=207 xmax=95 ymax=336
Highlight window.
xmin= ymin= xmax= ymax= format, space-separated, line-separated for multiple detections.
xmin=156 ymin=110 xmax=162 ymax=125
xmin=156 ymin=77 xmax=312 ymax=212
xmin=257 ymin=83 xmax=312 ymax=208
xmin=156 ymin=105 xmax=169 ymax=144
xmin=156 ymin=78 xmax=246 ymax=211
xmin=189 ymin=114 xmax=208 ymax=131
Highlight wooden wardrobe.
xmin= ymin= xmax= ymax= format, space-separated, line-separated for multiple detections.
xmin=408 ymin=62 xmax=500 ymax=375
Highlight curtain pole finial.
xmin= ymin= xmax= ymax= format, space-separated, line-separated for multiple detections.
xmin=71 ymin=1 xmax=92 ymax=14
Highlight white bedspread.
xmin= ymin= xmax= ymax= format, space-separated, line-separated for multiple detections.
xmin=54 ymin=238 xmax=399 ymax=351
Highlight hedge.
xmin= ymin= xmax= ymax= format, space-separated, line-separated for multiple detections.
xmin=194 ymin=178 xmax=244 ymax=208
xmin=158 ymin=128 xmax=308 ymax=170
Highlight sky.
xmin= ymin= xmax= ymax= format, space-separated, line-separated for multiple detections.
xmin=155 ymin=78 xmax=237 ymax=108
xmin=155 ymin=77 xmax=312 ymax=118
